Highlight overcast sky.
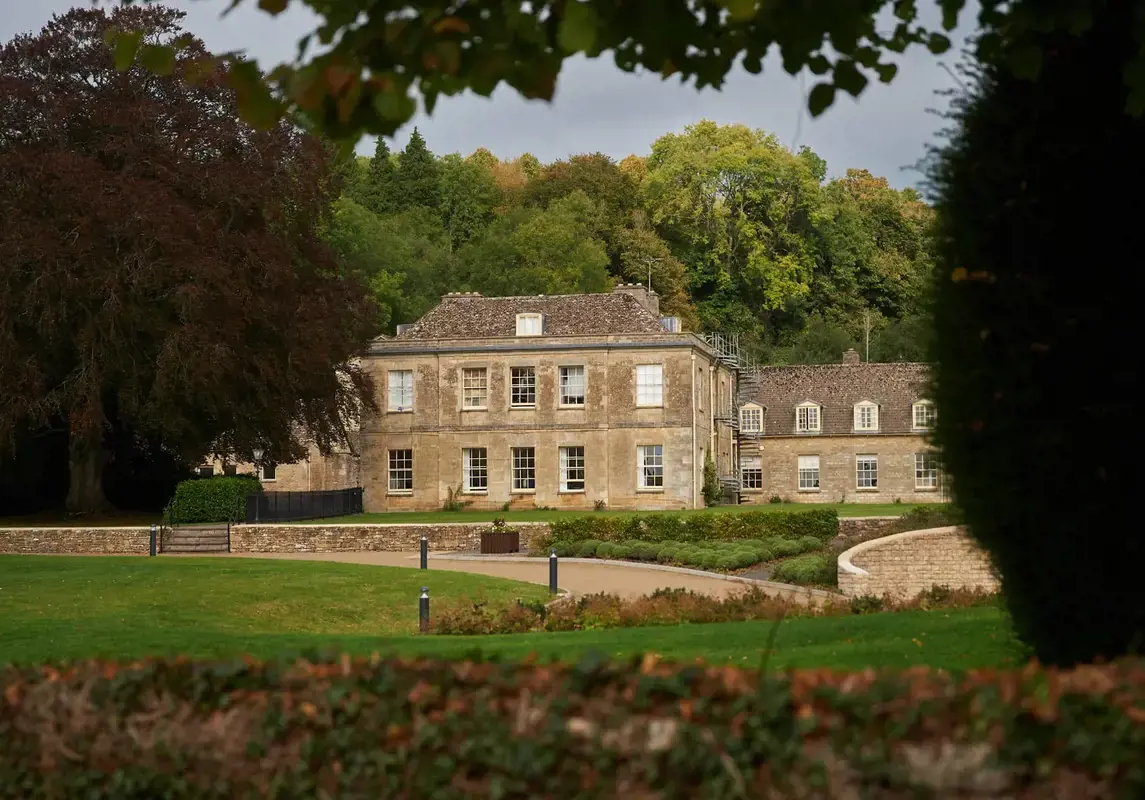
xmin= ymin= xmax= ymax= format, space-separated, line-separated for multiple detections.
xmin=1 ymin=0 xmax=976 ymax=189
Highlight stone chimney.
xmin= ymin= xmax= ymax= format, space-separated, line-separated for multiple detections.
xmin=613 ymin=283 xmax=660 ymax=317
xmin=842 ymin=348 xmax=862 ymax=364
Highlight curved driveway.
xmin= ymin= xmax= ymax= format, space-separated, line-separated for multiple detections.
xmin=225 ymin=551 xmax=829 ymax=603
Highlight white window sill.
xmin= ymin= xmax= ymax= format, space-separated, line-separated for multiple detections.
xmin=558 ymin=403 xmax=586 ymax=409
xmin=558 ymin=489 xmax=585 ymax=494
xmin=797 ymin=487 xmax=820 ymax=493
xmin=742 ymin=488 xmax=764 ymax=493
xmin=260 ymin=479 xmax=277 ymax=483
xmin=387 ymin=490 xmax=413 ymax=496
xmin=855 ymin=487 xmax=880 ymax=492
xmin=636 ymin=487 xmax=665 ymax=493
xmin=462 ymin=406 xmax=488 ymax=412
xmin=636 ymin=404 xmax=664 ymax=409
xmin=462 ymin=490 xmax=487 ymax=496
xmin=914 ymin=486 xmax=940 ymax=492
xmin=509 ymin=404 xmax=537 ymax=410
xmin=387 ymin=409 xmax=414 ymax=414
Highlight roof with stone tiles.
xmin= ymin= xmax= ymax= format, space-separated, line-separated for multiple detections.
xmin=393 ymin=290 xmax=669 ymax=340
xmin=747 ymin=362 xmax=932 ymax=436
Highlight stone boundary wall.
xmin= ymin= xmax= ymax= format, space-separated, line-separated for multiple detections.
xmin=837 ymin=525 xmax=1000 ymax=598
xmin=228 ymin=523 xmax=551 ymax=553
xmin=0 ymin=515 xmax=903 ymax=555
xmin=0 ymin=527 xmax=151 ymax=555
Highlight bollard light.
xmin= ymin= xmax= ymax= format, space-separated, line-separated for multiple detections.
xmin=549 ymin=548 xmax=558 ymax=595
xmin=149 ymin=524 xmax=157 ymax=557
xmin=419 ymin=586 xmax=430 ymax=633
xmin=420 ymin=535 xmax=428 ymax=570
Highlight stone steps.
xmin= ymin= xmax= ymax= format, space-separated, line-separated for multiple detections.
xmin=164 ymin=526 xmax=229 ymax=554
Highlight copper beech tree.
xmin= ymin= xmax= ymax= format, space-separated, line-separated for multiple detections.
xmin=0 ymin=6 xmax=378 ymax=513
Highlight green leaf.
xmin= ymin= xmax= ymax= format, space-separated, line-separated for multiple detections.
xmin=833 ymin=60 xmax=868 ymax=97
xmin=875 ymin=62 xmax=898 ymax=82
xmin=808 ymin=82 xmax=836 ymax=117
xmin=371 ymin=89 xmax=416 ymax=122
xmin=558 ymin=2 xmax=598 ymax=54
xmin=939 ymin=0 xmax=963 ymax=29
xmin=742 ymin=53 xmax=762 ymax=74
xmin=720 ymin=0 xmax=756 ymax=23
xmin=139 ymin=44 xmax=176 ymax=76
xmin=807 ymin=55 xmax=831 ymax=75
xmin=926 ymin=33 xmax=951 ymax=54
xmin=1008 ymin=43 xmax=1042 ymax=80
xmin=113 ymin=30 xmax=144 ymax=72
xmin=258 ymin=0 xmax=289 ymax=13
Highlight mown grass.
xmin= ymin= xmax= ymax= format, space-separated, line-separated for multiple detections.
xmin=315 ymin=502 xmax=928 ymax=526
xmin=0 ymin=556 xmax=1021 ymax=670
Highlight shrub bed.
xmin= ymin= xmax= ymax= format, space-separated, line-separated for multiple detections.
xmin=433 ymin=585 xmax=1000 ymax=635
xmin=4 ymin=653 xmax=1143 ymax=797
xmin=549 ymin=536 xmax=825 ymax=572
xmin=532 ymin=508 xmax=837 ymax=554
xmin=167 ymin=475 xmax=262 ymax=525
xmin=771 ymin=553 xmax=834 ymax=586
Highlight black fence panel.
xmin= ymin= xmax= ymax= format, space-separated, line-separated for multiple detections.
xmin=245 ymin=487 xmax=363 ymax=523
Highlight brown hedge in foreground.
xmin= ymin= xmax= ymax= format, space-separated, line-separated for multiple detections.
xmin=432 ymin=586 xmax=1000 ymax=635
xmin=3 ymin=655 xmax=1145 ymax=798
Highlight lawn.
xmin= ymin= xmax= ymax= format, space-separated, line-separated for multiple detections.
xmin=315 ymin=502 xmax=930 ymax=525
xmin=0 ymin=556 xmax=1021 ymax=669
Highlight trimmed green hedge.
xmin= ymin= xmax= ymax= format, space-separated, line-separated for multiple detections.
xmin=771 ymin=553 xmax=834 ymax=586
xmin=551 ymin=536 xmax=825 ymax=572
xmin=535 ymin=508 xmax=837 ymax=553
xmin=3 ymin=657 xmax=1144 ymax=796
xmin=167 ymin=475 xmax=262 ymax=524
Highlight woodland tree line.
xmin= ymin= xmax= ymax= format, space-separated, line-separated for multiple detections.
xmin=331 ymin=123 xmax=936 ymax=364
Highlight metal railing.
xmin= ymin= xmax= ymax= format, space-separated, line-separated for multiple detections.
xmin=245 ymin=487 xmax=363 ymax=523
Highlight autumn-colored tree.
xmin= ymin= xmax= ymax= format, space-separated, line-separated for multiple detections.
xmin=0 ymin=6 xmax=377 ymax=513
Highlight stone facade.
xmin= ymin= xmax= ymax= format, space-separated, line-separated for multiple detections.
xmin=738 ymin=357 xmax=949 ymax=505
xmin=362 ymin=287 xmax=738 ymax=512
xmin=230 ymin=523 xmax=548 ymax=553
xmin=837 ymin=525 xmax=1000 ymax=598
xmin=0 ymin=527 xmax=151 ymax=554
xmin=200 ymin=442 xmax=360 ymax=493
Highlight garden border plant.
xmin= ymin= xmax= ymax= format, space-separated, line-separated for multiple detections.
xmin=4 ymin=651 xmax=1142 ymax=797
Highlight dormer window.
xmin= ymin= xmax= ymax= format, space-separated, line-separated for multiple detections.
xmin=796 ymin=402 xmax=821 ymax=433
xmin=516 ymin=313 xmax=542 ymax=336
xmin=853 ymin=401 xmax=879 ymax=432
xmin=912 ymin=400 xmax=937 ymax=431
xmin=740 ymin=403 xmax=763 ymax=433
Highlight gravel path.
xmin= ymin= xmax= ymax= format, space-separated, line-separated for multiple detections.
xmin=222 ymin=551 xmax=827 ymax=602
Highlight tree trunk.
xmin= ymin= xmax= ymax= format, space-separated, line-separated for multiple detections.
xmin=65 ymin=432 xmax=111 ymax=515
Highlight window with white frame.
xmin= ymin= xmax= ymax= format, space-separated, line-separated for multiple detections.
xmin=740 ymin=404 xmax=763 ymax=433
xmin=388 ymin=449 xmax=413 ymax=492
xmin=915 ymin=452 xmax=940 ymax=489
xmin=515 ymin=313 xmax=542 ymax=336
xmin=510 ymin=366 xmax=536 ymax=407
xmin=511 ymin=447 xmax=536 ymax=491
xmin=462 ymin=368 xmax=487 ymax=409
xmin=638 ymin=445 xmax=664 ymax=489
xmin=462 ymin=448 xmax=487 ymax=492
xmin=259 ymin=464 xmax=277 ymax=481
xmin=856 ymin=455 xmax=879 ymax=489
xmin=912 ymin=400 xmax=937 ymax=430
xmin=559 ymin=365 xmax=586 ymax=406
xmin=560 ymin=446 xmax=585 ymax=492
xmin=636 ymin=364 xmax=663 ymax=407
xmin=388 ymin=370 xmax=414 ymax=411
xmin=796 ymin=402 xmax=821 ymax=433
xmin=741 ymin=456 xmax=762 ymax=490
xmin=797 ymin=455 xmax=820 ymax=490
xmin=853 ymin=401 xmax=879 ymax=432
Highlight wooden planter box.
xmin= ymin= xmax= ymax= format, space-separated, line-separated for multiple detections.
xmin=480 ymin=529 xmax=520 ymax=554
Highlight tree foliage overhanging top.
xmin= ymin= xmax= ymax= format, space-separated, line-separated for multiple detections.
xmin=106 ymin=0 xmax=1145 ymax=143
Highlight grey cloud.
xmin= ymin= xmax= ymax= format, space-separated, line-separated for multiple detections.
xmin=2 ymin=0 xmax=974 ymax=188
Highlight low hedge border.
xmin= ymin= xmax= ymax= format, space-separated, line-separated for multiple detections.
xmin=532 ymin=508 xmax=838 ymax=554
xmin=3 ymin=655 xmax=1144 ymax=797
xmin=434 ymin=585 xmax=1000 ymax=634
xmin=167 ymin=475 xmax=262 ymax=525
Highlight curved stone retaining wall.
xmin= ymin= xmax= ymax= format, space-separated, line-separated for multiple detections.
xmin=837 ymin=525 xmax=999 ymax=598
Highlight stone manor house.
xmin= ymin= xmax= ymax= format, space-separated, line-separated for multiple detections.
xmin=353 ymin=286 xmax=946 ymax=512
